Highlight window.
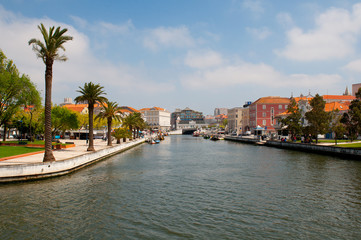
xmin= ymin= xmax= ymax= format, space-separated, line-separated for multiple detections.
xmin=263 ymin=120 xmax=266 ymax=125
xmin=262 ymin=112 xmax=266 ymax=117
xmin=263 ymin=105 xmax=266 ymax=109
xmin=285 ymin=105 xmax=288 ymax=109
xmin=279 ymin=105 xmax=282 ymax=109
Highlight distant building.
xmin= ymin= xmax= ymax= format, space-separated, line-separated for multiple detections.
xmin=59 ymin=98 xmax=74 ymax=106
xmin=249 ymin=96 xmax=290 ymax=134
xmin=228 ymin=107 xmax=243 ymax=135
xmin=140 ymin=107 xmax=171 ymax=131
xmin=214 ymin=108 xmax=228 ymax=116
xmin=171 ymin=107 xmax=205 ymax=130
xmin=119 ymin=106 xmax=140 ymax=116
xmin=352 ymin=83 xmax=361 ymax=96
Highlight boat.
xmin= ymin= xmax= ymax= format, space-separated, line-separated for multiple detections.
xmin=193 ymin=131 xmax=200 ymax=137
xmin=210 ymin=135 xmax=220 ymax=141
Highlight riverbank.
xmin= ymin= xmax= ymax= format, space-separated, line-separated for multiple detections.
xmin=0 ymin=138 xmax=145 ymax=183
xmin=225 ymin=136 xmax=361 ymax=159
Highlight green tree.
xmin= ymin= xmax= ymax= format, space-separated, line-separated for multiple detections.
xmin=305 ymin=94 xmax=331 ymax=143
xmin=29 ymin=24 xmax=73 ymax=162
xmin=281 ymin=98 xmax=302 ymax=139
xmin=96 ymin=101 xmax=122 ymax=146
xmin=0 ymin=50 xmax=41 ymax=141
xmin=75 ymin=82 xmax=107 ymax=151
xmin=112 ymin=127 xmax=131 ymax=144
xmin=330 ymin=111 xmax=346 ymax=145
xmin=122 ymin=113 xmax=135 ymax=139
xmin=341 ymin=99 xmax=361 ymax=142
xmin=50 ymin=106 xmax=79 ymax=137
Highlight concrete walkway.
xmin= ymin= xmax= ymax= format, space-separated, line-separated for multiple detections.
xmin=0 ymin=139 xmax=122 ymax=165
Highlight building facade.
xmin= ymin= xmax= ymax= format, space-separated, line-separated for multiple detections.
xmin=214 ymin=108 xmax=228 ymax=116
xmin=228 ymin=107 xmax=243 ymax=135
xmin=249 ymin=96 xmax=290 ymax=134
xmin=140 ymin=107 xmax=171 ymax=131
xmin=171 ymin=107 xmax=205 ymax=130
xmin=352 ymin=83 xmax=361 ymax=96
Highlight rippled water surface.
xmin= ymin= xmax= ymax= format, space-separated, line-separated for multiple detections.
xmin=1 ymin=135 xmax=361 ymax=239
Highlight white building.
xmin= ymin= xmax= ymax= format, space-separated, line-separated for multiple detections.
xmin=140 ymin=107 xmax=171 ymax=131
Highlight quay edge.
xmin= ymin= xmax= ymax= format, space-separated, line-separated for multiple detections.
xmin=265 ymin=140 xmax=361 ymax=159
xmin=225 ymin=136 xmax=361 ymax=159
xmin=0 ymin=138 xmax=145 ymax=183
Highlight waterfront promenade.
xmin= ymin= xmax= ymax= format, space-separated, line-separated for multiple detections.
xmin=0 ymin=139 xmax=113 ymax=165
xmin=0 ymin=138 xmax=145 ymax=182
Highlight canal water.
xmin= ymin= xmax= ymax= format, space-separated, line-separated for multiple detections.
xmin=1 ymin=135 xmax=361 ymax=239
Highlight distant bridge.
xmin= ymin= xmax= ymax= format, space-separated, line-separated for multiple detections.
xmin=182 ymin=128 xmax=197 ymax=135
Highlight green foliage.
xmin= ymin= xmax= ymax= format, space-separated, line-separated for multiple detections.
xmin=330 ymin=111 xmax=346 ymax=145
xmin=50 ymin=106 xmax=79 ymax=134
xmin=281 ymin=98 xmax=302 ymax=138
xmin=28 ymin=23 xmax=73 ymax=64
xmin=96 ymin=100 xmax=122 ymax=146
xmin=341 ymin=99 xmax=361 ymax=141
xmin=305 ymin=94 xmax=331 ymax=143
xmin=0 ymin=49 xmax=41 ymax=131
xmin=112 ymin=127 xmax=131 ymax=144
xmin=74 ymin=82 xmax=107 ymax=107
xmin=122 ymin=112 xmax=145 ymax=139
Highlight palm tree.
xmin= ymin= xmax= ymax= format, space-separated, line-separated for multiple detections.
xmin=96 ymin=100 xmax=122 ymax=146
xmin=133 ymin=112 xmax=146 ymax=138
xmin=28 ymin=23 xmax=72 ymax=162
xmin=122 ymin=113 xmax=136 ymax=139
xmin=75 ymin=82 xmax=107 ymax=151
xmin=112 ymin=127 xmax=131 ymax=144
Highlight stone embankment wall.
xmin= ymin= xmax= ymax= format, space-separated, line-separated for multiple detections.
xmin=0 ymin=139 xmax=145 ymax=183
xmin=224 ymin=136 xmax=259 ymax=144
xmin=265 ymin=141 xmax=361 ymax=159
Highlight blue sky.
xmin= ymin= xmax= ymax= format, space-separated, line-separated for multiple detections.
xmin=1 ymin=0 xmax=361 ymax=114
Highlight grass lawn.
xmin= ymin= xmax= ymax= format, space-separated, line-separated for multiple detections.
xmin=318 ymin=139 xmax=351 ymax=143
xmin=0 ymin=146 xmax=44 ymax=158
xmin=334 ymin=142 xmax=361 ymax=149
xmin=0 ymin=140 xmax=71 ymax=146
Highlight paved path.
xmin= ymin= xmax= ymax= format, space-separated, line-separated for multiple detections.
xmin=0 ymin=139 xmax=120 ymax=166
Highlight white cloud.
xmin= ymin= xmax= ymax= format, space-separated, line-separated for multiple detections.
xmin=184 ymin=50 xmax=224 ymax=69
xmin=242 ymin=0 xmax=264 ymax=15
xmin=276 ymin=12 xmax=294 ymax=28
xmin=181 ymin=62 xmax=342 ymax=90
xmin=277 ymin=3 xmax=361 ymax=61
xmin=343 ymin=59 xmax=361 ymax=72
xmin=246 ymin=27 xmax=271 ymax=40
xmin=143 ymin=26 xmax=195 ymax=51
xmin=0 ymin=6 xmax=174 ymax=104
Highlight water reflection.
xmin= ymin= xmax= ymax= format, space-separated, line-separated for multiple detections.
xmin=0 ymin=135 xmax=361 ymax=239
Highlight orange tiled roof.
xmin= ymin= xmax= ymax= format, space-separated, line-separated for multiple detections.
xmin=119 ymin=106 xmax=139 ymax=113
xmin=63 ymin=104 xmax=88 ymax=113
xmin=294 ymin=96 xmax=313 ymax=102
xmin=140 ymin=107 xmax=165 ymax=111
xmin=322 ymin=95 xmax=355 ymax=101
xmin=253 ymin=96 xmax=290 ymax=104
xmin=325 ymin=102 xmax=350 ymax=112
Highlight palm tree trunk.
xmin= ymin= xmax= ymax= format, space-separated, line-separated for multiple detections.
xmin=107 ymin=117 xmax=112 ymax=146
xmin=2 ymin=123 xmax=6 ymax=142
xmin=88 ymin=104 xmax=95 ymax=151
xmin=43 ymin=61 xmax=55 ymax=162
